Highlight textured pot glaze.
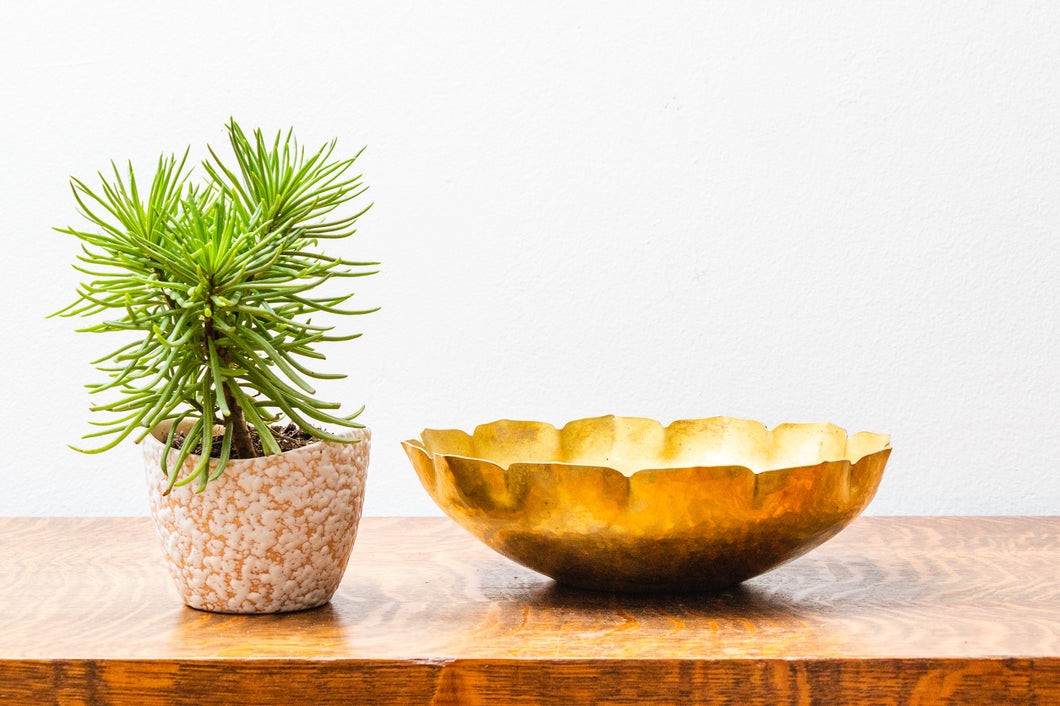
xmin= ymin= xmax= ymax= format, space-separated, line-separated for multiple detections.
xmin=142 ymin=424 xmax=369 ymax=613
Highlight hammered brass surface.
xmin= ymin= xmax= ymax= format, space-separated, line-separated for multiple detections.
xmin=403 ymin=416 xmax=891 ymax=592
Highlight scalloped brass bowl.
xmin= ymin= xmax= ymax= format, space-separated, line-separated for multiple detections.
xmin=403 ymin=416 xmax=890 ymax=592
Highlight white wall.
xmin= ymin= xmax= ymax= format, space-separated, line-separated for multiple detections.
xmin=1 ymin=1 xmax=1057 ymax=517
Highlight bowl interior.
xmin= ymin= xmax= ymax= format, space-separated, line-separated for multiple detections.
xmin=418 ymin=415 xmax=890 ymax=475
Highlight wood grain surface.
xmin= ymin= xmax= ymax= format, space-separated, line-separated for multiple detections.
xmin=0 ymin=516 xmax=1057 ymax=704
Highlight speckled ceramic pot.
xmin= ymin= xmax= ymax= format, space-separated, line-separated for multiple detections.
xmin=141 ymin=423 xmax=369 ymax=614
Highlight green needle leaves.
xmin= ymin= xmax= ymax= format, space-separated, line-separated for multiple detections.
xmin=53 ymin=119 xmax=377 ymax=492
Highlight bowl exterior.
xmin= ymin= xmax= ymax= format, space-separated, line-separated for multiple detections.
xmin=143 ymin=428 xmax=369 ymax=613
xmin=404 ymin=416 xmax=889 ymax=592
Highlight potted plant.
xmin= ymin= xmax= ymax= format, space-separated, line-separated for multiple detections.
xmin=52 ymin=120 xmax=377 ymax=613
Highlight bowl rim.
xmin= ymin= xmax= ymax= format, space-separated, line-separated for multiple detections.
xmin=404 ymin=414 xmax=891 ymax=478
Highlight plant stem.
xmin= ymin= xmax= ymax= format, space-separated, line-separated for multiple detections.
xmin=206 ymin=296 xmax=257 ymax=460
xmin=222 ymin=381 xmax=256 ymax=459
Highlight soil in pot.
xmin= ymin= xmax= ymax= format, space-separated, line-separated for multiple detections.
xmin=171 ymin=422 xmax=318 ymax=458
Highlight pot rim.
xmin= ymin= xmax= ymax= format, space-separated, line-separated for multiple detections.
xmin=141 ymin=419 xmax=369 ymax=466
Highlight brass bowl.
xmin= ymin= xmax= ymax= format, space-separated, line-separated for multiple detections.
xmin=403 ymin=415 xmax=890 ymax=592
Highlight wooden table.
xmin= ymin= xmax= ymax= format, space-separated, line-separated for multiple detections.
xmin=0 ymin=517 xmax=1057 ymax=704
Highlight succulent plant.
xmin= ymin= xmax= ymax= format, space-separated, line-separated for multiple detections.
xmin=52 ymin=120 xmax=377 ymax=492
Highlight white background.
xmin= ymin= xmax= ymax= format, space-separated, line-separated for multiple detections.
xmin=1 ymin=2 xmax=1057 ymax=517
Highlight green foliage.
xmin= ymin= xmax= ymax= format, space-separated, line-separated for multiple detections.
xmin=53 ymin=120 xmax=378 ymax=492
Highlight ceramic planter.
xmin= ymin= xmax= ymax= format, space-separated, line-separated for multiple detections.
xmin=141 ymin=423 xmax=370 ymax=613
